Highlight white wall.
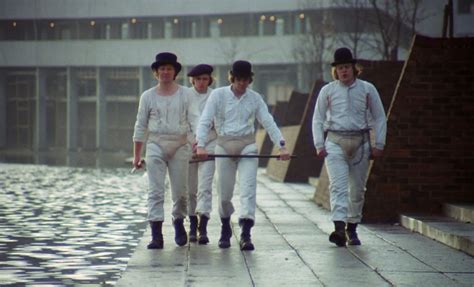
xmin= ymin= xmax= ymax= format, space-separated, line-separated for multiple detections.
xmin=0 ymin=36 xmax=299 ymax=67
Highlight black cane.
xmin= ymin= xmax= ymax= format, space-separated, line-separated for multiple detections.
xmin=189 ymin=154 xmax=297 ymax=164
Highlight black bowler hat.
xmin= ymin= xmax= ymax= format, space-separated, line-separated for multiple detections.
xmin=331 ymin=47 xmax=357 ymax=66
xmin=151 ymin=52 xmax=182 ymax=74
xmin=187 ymin=64 xmax=214 ymax=77
xmin=230 ymin=60 xmax=254 ymax=78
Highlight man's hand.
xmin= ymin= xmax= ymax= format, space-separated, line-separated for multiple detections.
xmin=133 ymin=157 xmax=144 ymax=169
xmin=371 ymin=148 xmax=383 ymax=158
xmin=316 ymin=148 xmax=328 ymax=158
xmin=196 ymin=147 xmax=208 ymax=160
xmin=279 ymin=147 xmax=291 ymax=161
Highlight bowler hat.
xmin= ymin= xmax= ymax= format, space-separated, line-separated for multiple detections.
xmin=151 ymin=52 xmax=182 ymax=74
xmin=331 ymin=47 xmax=357 ymax=66
xmin=230 ymin=60 xmax=254 ymax=78
xmin=187 ymin=64 xmax=214 ymax=77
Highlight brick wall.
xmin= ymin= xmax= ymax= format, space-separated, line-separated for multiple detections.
xmin=364 ymin=35 xmax=474 ymax=222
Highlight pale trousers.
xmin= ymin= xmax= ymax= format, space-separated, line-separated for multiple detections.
xmin=325 ymin=140 xmax=370 ymax=223
xmin=146 ymin=142 xmax=190 ymax=222
xmin=215 ymin=143 xmax=258 ymax=221
xmin=187 ymin=140 xmax=216 ymax=218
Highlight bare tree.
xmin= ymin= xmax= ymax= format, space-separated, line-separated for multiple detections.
xmin=369 ymin=0 xmax=429 ymax=60
xmin=332 ymin=0 xmax=431 ymax=61
xmin=333 ymin=0 xmax=370 ymax=58
xmin=293 ymin=7 xmax=335 ymax=87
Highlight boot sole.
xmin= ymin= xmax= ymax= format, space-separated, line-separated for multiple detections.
xmin=218 ymin=240 xmax=231 ymax=248
xmin=175 ymin=236 xmax=188 ymax=246
xmin=347 ymin=239 xmax=361 ymax=245
xmin=198 ymin=235 xmax=209 ymax=245
xmin=240 ymin=243 xmax=254 ymax=251
xmin=147 ymin=240 xmax=164 ymax=249
xmin=329 ymin=232 xmax=346 ymax=247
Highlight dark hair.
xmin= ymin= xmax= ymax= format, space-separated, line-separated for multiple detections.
xmin=331 ymin=63 xmax=362 ymax=80
xmin=228 ymin=73 xmax=253 ymax=84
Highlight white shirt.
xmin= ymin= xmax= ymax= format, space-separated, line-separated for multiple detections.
xmin=133 ymin=85 xmax=192 ymax=142
xmin=188 ymin=87 xmax=213 ymax=135
xmin=312 ymin=79 xmax=387 ymax=151
xmin=196 ymin=85 xmax=284 ymax=148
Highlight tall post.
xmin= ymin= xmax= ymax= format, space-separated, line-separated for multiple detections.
xmin=138 ymin=66 xmax=147 ymax=95
xmin=35 ymin=68 xmax=47 ymax=151
xmin=96 ymin=67 xmax=107 ymax=153
xmin=67 ymin=67 xmax=78 ymax=150
xmin=96 ymin=67 xmax=107 ymax=167
xmin=0 ymin=70 xmax=6 ymax=149
xmin=66 ymin=67 xmax=78 ymax=166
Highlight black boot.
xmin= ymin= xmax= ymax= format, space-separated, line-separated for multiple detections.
xmin=239 ymin=218 xmax=255 ymax=251
xmin=198 ymin=215 xmax=209 ymax=245
xmin=329 ymin=221 xmax=346 ymax=247
xmin=147 ymin=221 xmax=163 ymax=249
xmin=218 ymin=217 xmax=232 ymax=249
xmin=189 ymin=216 xmax=198 ymax=243
xmin=173 ymin=218 xmax=188 ymax=246
xmin=346 ymin=223 xmax=361 ymax=245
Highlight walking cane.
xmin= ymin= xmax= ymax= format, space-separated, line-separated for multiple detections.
xmin=189 ymin=154 xmax=297 ymax=164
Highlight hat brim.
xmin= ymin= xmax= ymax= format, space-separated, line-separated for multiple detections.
xmin=331 ymin=59 xmax=357 ymax=67
xmin=151 ymin=61 xmax=182 ymax=74
xmin=229 ymin=70 xmax=254 ymax=78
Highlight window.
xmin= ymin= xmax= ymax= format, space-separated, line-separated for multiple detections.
xmin=458 ymin=0 xmax=474 ymax=14
xmin=104 ymin=68 xmax=139 ymax=97
xmin=0 ymin=20 xmax=36 ymax=40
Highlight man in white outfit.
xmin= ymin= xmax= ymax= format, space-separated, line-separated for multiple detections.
xmin=195 ymin=60 xmax=290 ymax=251
xmin=186 ymin=64 xmax=216 ymax=245
xmin=133 ymin=52 xmax=192 ymax=249
xmin=312 ymin=47 xmax=387 ymax=247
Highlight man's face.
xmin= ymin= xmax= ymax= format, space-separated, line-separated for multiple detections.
xmin=232 ymin=77 xmax=251 ymax=95
xmin=192 ymin=74 xmax=211 ymax=93
xmin=335 ymin=63 xmax=355 ymax=84
xmin=156 ymin=64 xmax=176 ymax=82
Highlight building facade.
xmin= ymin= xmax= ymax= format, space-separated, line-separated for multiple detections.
xmin=0 ymin=0 xmax=471 ymax=166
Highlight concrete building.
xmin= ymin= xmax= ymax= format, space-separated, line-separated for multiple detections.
xmin=0 ymin=0 xmax=471 ymax=166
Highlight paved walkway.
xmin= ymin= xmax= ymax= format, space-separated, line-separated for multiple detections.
xmin=116 ymin=170 xmax=474 ymax=287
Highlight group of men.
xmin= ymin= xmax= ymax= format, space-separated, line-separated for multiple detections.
xmin=132 ymin=47 xmax=386 ymax=251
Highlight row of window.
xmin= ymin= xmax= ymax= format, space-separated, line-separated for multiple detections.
xmin=3 ymin=64 xmax=297 ymax=150
xmin=0 ymin=12 xmax=311 ymax=41
xmin=0 ymin=8 xmax=387 ymax=41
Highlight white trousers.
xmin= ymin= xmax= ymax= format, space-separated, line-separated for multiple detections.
xmin=325 ymin=140 xmax=370 ymax=223
xmin=215 ymin=143 xmax=258 ymax=221
xmin=187 ymin=140 xmax=216 ymax=218
xmin=146 ymin=142 xmax=190 ymax=222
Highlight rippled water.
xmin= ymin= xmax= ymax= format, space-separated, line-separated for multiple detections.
xmin=0 ymin=163 xmax=148 ymax=286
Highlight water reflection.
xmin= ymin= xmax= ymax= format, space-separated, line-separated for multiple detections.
xmin=0 ymin=163 xmax=148 ymax=286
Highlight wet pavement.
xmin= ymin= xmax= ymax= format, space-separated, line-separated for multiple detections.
xmin=117 ymin=169 xmax=474 ymax=287
xmin=0 ymin=163 xmax=148 ymax=286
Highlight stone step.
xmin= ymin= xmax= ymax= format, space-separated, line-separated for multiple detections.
xmin=443 ymin=203 xmax=474 ymax=223
xmin=400 ymin=214 xmax=474 ymax=256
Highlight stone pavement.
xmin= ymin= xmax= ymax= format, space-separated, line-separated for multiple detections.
xmin=116 ymin=170 xmax=474 ymax=287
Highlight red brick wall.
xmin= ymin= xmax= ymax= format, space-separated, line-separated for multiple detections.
xmin=364 ymin=35 xmax=474 ymax=222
